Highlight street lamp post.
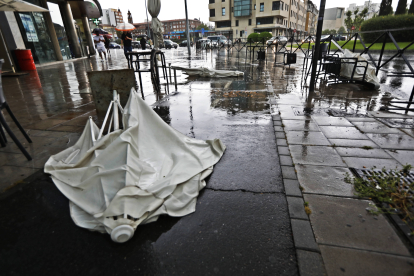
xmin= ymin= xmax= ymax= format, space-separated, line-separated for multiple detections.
xmin=184 ymin=0 xmax=191 ymax=55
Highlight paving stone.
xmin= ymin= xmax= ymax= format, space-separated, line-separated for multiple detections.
xmin=291 ymin=219 xmax=320 ymax=252
xmin=335 ymin=147 xmax=391 ymax=159
xmin=278 ymin=146 xmax=290 ymax=156
xmin=296 ymin=165 xmax=354 ymax=197
xmin=384 ymin=150 xmax=414 ymax=166
xmin=304 ymin=194 xmax=411 ymax=256
xmin=401 ymin=128 xmax=414 ymax=138
xmin=281 ymin=120 xmax=320 ymax=131
xmin=296 ymin=250 xmax=327 ymax=276
xmin=367 ymin=133 xmax=414 ymax=150
xmin=285 ymin=131 xmax=330 ymax=146
xmin=275 ymin=132 xmax=286 ymax=139
xmin=320 ymin=126 xmax=368 ymax=140
xmin=346 ymin=117 xmax=377 ymax=122
xmin=368 ymin=110 xmax=412 ymax=118
xmin=281 ymin=166 xmax=297 ymax=179
xmin=287 ymin=197 xmax=309 ymax=220
xmin=328 ymin=139 xmax=379 ymax=148
xmin=342 ymin=157 xmax=403 ymax=170
xmin=278 ymin=106 xmax=297 ymax=117
xmin=352 ymin=121 xmax=404 ymax=134
xmin=289 ymin=145 xmax=346 ymax=167
xmin=284 ymin=179 xmax=303 ymax=197
xmin=273 ymin=121 xmax=282 ymax=126
xmin=274 ymin=126 xmax=284 ymax=132
xmin=280 ymin=155 xmax=294 ymax=166
xmin=276 ymin=138 xmax=288 ymax=146
xmin=312 ymin=116 xmax=353 ymax=127
xmin=320 ymin=245 xmax=414 ymax=276
xmin=272 ymin=114 xmax=281 ymax=121
xmin=280 ymin=115 xmax=313 ymax=120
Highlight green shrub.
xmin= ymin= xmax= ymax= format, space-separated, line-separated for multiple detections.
xmin=247 ymin=32 xmax=259 ymax=42
xmin=361 ymin=14 xmax=414 ymax=43
xmin=258 ymin=31 xmax=272 ymax=42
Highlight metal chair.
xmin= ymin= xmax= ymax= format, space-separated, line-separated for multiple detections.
xmin=0 ymin=59 xmax=32 ymax=160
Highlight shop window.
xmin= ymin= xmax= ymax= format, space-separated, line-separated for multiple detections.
xmin=210 ymin=9 xmax=215 ymax=17
xmin=260 ymin=3 xmax=264 ymax=12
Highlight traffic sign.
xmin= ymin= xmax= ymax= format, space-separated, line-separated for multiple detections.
xmin=201 ymin=28 xmax=205 ymax=35
xmin=294 ymin=29 xmax=296 ymax=33
xmin=351 ymin=26 xmax=355 ymax=30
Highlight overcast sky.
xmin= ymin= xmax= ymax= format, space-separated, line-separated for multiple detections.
xmin=96 ymin=0 xmax=408 ymax=25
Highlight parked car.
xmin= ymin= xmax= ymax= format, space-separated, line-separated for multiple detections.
xmin=266 ymin=36 xmax=288 ymax=46
xmin=198 ymin=38 xmax=212 ymax=48
xmin=108 ymin=42 xmax=121 ymax=49
xmin=333 ymin=35 xmax=346 ymax=41
xmin=207 ymin=35 xmax=230 ymax=47
xmin=163 ymin=39 xmax=178 ymax=49
xmin=131 ymin=41 xmax=152 ymax=49
xmin=266 ymin=37 xmax=276 ymax=45
xmin=179 ymin=40 xmax=193 ymax=47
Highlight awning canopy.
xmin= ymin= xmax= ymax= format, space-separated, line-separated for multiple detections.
xmin=0 ymin=0 xmax=48 ymax=12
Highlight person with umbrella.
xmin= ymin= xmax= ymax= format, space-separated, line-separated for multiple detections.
xmin=116 ymin=22 xmax=135 ymax=58
xmin=93 ymin=29 xmax=107 ymax=60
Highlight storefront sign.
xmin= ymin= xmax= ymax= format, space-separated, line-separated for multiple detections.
xmin=19 ymin=14 xmax=39 ymax=42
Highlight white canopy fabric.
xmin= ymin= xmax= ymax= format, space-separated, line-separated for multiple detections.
xmin=0 ymin=0 xmax=48 ymax=12
xmin=340 ymin=49 xmax=380 ymax=89
xmin=172 ymin=66 xmax=244 ymax=78
xmin=45 ymin=89 xmax=226 ymax=242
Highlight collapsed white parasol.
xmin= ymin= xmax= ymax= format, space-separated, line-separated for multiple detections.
xmin=45 ymin=89 xmax=225 ymax=243
xmin=172 ymin=66 xmax=244 ymax=78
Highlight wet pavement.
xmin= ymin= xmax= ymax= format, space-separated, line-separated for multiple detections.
xmin=1 ymin=45 xmax=414 ymax=275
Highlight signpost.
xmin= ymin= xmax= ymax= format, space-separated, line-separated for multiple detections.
xmin=351 ymin=26 xmax=355 ymax=30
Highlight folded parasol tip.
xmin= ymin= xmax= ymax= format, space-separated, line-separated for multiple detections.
xmin=111 ymin=225 xmax=134 ymax=243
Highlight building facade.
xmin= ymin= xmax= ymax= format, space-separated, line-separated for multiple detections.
xmin=347 ymin=2 xmax=380 ymax=20
xmin=322 ymin=7 xmax=345 ymax=31
xmin=132 ymin=18 xmax=202 ymax=40
xmin=0 ymin=0 xmax=101 ymax=71
xmin=208 ymin=0 xmax=317 ymax=39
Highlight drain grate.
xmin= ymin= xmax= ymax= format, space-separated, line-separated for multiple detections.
xmin=350 ymin=168 xmax=414 ymax=188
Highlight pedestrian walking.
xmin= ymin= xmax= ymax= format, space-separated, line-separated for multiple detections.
xmin=93 ymin=30 xmax=107 ymax=60
xmin=121 ymin=30 xmax=133 ymax=57
xmin=140 ymin=36 xmax=147 ymax=50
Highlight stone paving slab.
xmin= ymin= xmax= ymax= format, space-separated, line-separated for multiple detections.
xmin=285 ymin=131 xmax=331 ymax=146
xmin=401 ymin=128 xmax=414 ymax=138
xmin=366 ymin=133 xmax=414 ymax=150
xmin=0 ymin=166 xmax=37 ymax=192
xmin=296 ymin=250 xmax=327 ymax=276
xmin=276 ymin=138 xmax=288 ymax=146
xmin=312 ymin=116 xmax=353 ymax=127
xmin=328 ymin=139 xmax=379 ymax=148
xmin=304 ymin=195 xmax=411 ymax=256
xmin=384 ymin=150 xmax=414 ymax=166
xmin=296 ymin=165 xmax=354 ymax=197
xmin=342 ymin=157 xmax=403 ymax=170
xmin=289 ymin=145 xmax=346 ymax=167
xmin=345 ymin=117 xmax=377 ymax=122
xmin=287 ymin=196 xmax=309 ymax=220
xmin=368 ymin=111 xmax=412 ymax=118
xmin=351 ymin=121 xmax=404 ymax=134
xmin=281 ymin=120 xmax=320 ymax=132
xmin=320 ymin=245 xmax=414 ymax=276
xmin=278 ymin=146 xmax=291 ymax=156
xmin=284 ymin=179 xmax=303 ymax=197
xmin=320 ymin=126 xmax=368 ymax=140
xmin=335 ymin=147 xmax=391 ymax=159
xmin=280 ymin=155 xmax=294 ymax=166
xmin=291 ymin=219 xmax=320 ymax=252
xmin=281 ymin=166 xmax=297 ymax=179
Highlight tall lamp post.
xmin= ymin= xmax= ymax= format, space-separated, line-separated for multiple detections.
xmin=184 ymin=0 xmax=191 ymax=55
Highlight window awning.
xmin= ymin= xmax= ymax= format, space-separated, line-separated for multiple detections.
xmin=0 ymin=0 xmax=49 ymax=12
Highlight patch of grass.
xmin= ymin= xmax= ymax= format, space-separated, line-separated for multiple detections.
xmin=403 ymin=164 xmax=413 ymax=175
xmin=304 ymin=201 xmax=309 ymax=207
xmin=362 ymin=146 xmax=374 ymax=150
xmin=281 ymin=123 xmax=285 ymax=127
xmin=304 ymin=206 xmax=312 ymax=215
xmin=331 ymin=143 xmax=337 ymax=148
xmin=299 ymin=186 xmax=304 ymax=191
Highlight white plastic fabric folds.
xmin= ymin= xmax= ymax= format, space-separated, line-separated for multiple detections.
xmin=44 ymin=89 xmax=226 ymax=242
xmin=340 ymin=49 xmax=380 ymax=89
xmin=172 ymin=66 xmax=244 ymax=78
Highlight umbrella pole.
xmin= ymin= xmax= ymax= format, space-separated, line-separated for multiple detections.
xmin=145 ymin=0 xmax=151 ymax=38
